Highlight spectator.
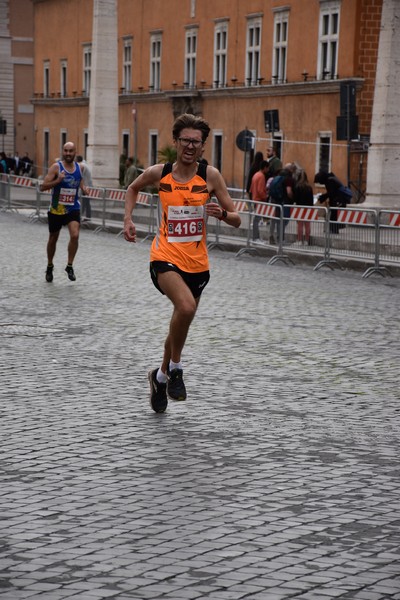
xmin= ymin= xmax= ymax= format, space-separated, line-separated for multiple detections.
xmin=266 ymin=145 xmax=282 ymax=177
xmin=0 ymin=152 xmax=7 ymax=173
xmin=76 ymin=155 xmax=93 ymax=220
xmin=314 ymin=170 xmax=352 ymax=234
xmin=293 ymin=170 xmax=314 ymax=245
xmin=119 ymin=152 xmax=127 ymax=187
xmin=246 ymin=151 xmax=264 ymax=198
xmin=5 ymin=154 xmax=15 ymax=174
xmin=268 ymin=163 xmax=296 ymax=244
xmin=14 ymin=152 xmax=22 ymax=175
xmin=124 ymin=157 xmax=138 ymax=189
xmin=21 ymin=152 xmax=33 ymax=175
xmin=249 ymin=160 xmax=269 ymax=243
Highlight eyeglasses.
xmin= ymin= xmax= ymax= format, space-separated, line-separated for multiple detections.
xmin=177 ymin=137 xmax=203 ymax=148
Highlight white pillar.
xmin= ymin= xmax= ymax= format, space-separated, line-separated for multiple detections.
xmin=365 ymin=0 xmax=400 ymax=208
xmin=86 ymin=0 xmax=119 ymax=188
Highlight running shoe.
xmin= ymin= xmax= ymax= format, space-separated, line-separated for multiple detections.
xmin=45 ymin=265 xmax=53 ymax=282
xmin=167 ymin=368 xmax=187 ymax=401
xmin=65 ymin=265 xmax=76 ymax=281
xmin=148 ymin=369 xmax=168 ymax=413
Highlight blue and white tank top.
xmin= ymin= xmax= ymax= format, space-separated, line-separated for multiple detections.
xmin=49 ymin=161 xmax=82 ymax=215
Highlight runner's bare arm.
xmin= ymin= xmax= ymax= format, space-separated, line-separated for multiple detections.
xmin=124 ymin=164 xmax=163 ymax=243
xmin=39 ymin=163 xmax=64 ymax=192
xmin=205 ymin=166 xmax=241 ymax=228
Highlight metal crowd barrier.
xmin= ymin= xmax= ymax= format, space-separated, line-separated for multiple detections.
xmin=269 ymin=204 xmax=329 ymax=266
xmin=2 ymin=174 xmax=400 ymax=277
xmin=314 ymin=207 xmax=378 ymax=275
xmin=208 ymin=197 xmax=400 ymax=277
xmin=232 ymin=201 xmax=329 ymax=266
xmin=207 ymin=199 xmax=251 ymax=251
xmin=136 ymin=191 xmax=157 ymax=242
xmin=366 ymin=210 xmax=400 ymax=278
xmin=92 ymin=187 xmax=124 ymax=234
xmin=80 ymin=187 xmax=105 ymax=232
xmin=95 ymin=187 xmax=156 ymax=241
xmin=1 ymin=173 xmax=36 ymax=214
xmin=0 ymin=174 xmax=11 ymax=211
xmin=31 ymin=182 xmax=51 ymax=223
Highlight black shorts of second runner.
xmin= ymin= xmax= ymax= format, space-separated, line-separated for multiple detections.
xmin=47 ymin=210 xmax=80 ymax=233
xmin=150 ymin=261 xmax=210 ymax=299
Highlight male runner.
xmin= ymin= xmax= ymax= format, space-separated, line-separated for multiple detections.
xmin=40 ymin=142 xmax=88 ymax=282
xmin=124 ymin=113 xmax=241 ymax=413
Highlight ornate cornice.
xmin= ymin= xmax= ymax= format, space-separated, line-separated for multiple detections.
xmin=31 ymin=78 xmax=364 ymax=107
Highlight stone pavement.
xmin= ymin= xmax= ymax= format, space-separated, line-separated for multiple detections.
xmin=1 ymin=211 xmax=400 ymax=600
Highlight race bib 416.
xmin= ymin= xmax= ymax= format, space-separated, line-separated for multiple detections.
xmin=167 ymin=206 xmax=204 ymax=242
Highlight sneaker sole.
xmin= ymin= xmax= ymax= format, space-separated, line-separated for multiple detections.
xmin=167 ymin=390 xmax=187 ymax=402
xmin=148 ymin=371 xmax=168 ymax=413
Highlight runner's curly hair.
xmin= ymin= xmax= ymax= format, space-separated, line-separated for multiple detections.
xmin=172 ymin=113 xmax=211 ymax=143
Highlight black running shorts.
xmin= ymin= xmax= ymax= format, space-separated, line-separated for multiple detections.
xmin=48 ymin=210 xmax=80 ymax=233
xmin=150 ymin=261 xmax=210 ymax=299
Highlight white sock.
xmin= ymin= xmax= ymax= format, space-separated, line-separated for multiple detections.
xmin=169 ymin=360 xmax=183 ymax=372
xmin=156 ymin=368 xmax=168 ymax=384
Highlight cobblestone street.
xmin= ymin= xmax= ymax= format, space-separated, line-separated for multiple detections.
xmin=1 ymin=212 xmax=400 ymax=599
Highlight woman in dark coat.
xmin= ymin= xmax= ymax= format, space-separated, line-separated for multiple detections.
xmin=314 ymin=170 xmax=352 ymax=233
xmin=294 ymin=170 xmax=314 ymax=244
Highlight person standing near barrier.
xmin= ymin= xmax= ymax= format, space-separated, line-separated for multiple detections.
xmin=314 ymin=170 xmax=352 ymax=234
xmin=246 ymin=151 xmax=264 ymax=199
xmin=269 ymin=163 xmax=296 ymax=244
xmin=14 ymin=152 xmax=21 ymax=175
xmin=250 ymin=160 xmax=269 ymax=243
xmin=0 ymin=152 xmax=8 ymax=174
xmin=21 ymin=152 xmax=33 ymax=176
xmin=293 ymin=170 xmax=314 ymax=245
xmin=124 ymin=157 xmax=138 ymax=189
xmin=266 ymin=145 xmax=282 ymax=177
xmin=40 ymin=142 xmax=88 ymax=282
xmin=76 ymin=155 xmax=93 ymax=221
xmin=124 ymin=113 xmax=241 ymax=413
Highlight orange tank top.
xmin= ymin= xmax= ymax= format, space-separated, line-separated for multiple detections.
xmin=150 ymin=163 xmax=210 ymax=273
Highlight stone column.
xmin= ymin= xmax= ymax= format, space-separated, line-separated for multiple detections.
xmin=86 ymin=0 xmax=119 ymax=188
xmin=365 ymin=0 xmax=400 ymax=208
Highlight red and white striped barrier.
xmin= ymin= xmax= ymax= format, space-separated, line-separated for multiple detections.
xmin=290 ymin=206 xmax=320 ymax=220
xmin=85 ymin=187 xmax=103 ymax=198
xmin=389 ymin=212 xmax=400 ymax=227
xmin=137 ymin=192 xmax=151 ymax=205
xmin=254 ymin=203 xmax=276 ymax=217
xmin=337 ymin=209 xmax=368 ymax=224
xmin=10 ymin=175 xmax=34 ymax=187
xmin=233 ymin=200 xmax=248 ymax=213
xmin=106 ymin=189 xmax=126 ymax=201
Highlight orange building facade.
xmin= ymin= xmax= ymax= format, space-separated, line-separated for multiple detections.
xmin=32 ymin=0 xmax=383 ymax=195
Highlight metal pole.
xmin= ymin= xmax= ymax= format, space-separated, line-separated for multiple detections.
xmin=133 ymin=105 xmax=137 ymax=166
xmin=346 ymin=84 xmax=351 ymax=187
xmin=242 ymin=127 xmax=248 ymax=195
